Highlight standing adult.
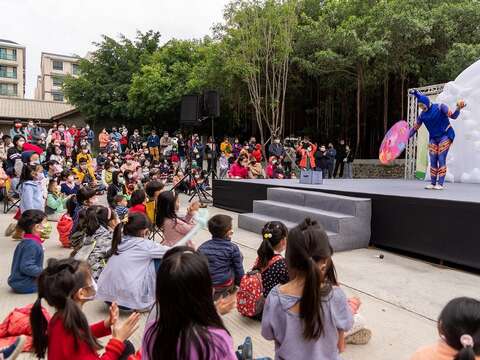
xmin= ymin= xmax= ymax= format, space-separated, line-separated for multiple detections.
xmin=120 ymin=128 xmax=129 ymax=153
xmin=110 ymin=127 xmax=122 ymax=153
xmin=84 ymin=124 xmax=95 ymax=150
xmin=334 ymin=139 xmax=347 ymax=178
xmin=297 ymin=139 xmax=317 ymax=170
xmin=30 ymin=120 xmax=47 ymax=147
xmin=10 ymin=120 xmax=26 ymax=139
xmin=205 ymin=136 xmax=218 ymax=173
xmin=315 ymin=145 xmax=329 ymax=180
xmin=98 ymin=128 xmax=110 ymax=152
xmin=268 ymin=137 xmax=285 ymax=159
xmin=129 ymin=129 xmax=143 ymax=152
xmin=343 ymin=145 xmax=354 ymax=179
xmin=147 ymin=129 xmax=160 ymax=161
xmin=190 ymin=136 xmax=205 ymax=170
xmin=160 ymin=131 xmax=172 ymax=156
xmin=176 ymin=133 xmax=187 ymax=169
xmin=326 ymin=143 xmax=336 ymax=179
xmin=51 ymin=123 xmax=73 ymax=157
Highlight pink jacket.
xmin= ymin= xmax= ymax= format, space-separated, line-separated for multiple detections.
xmin=162 ymin=213 xmax=195 ymax=246
xmin=51 ymin=131 xmax=73 ymax=155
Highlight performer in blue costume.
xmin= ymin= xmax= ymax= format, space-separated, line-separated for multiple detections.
xmin=409 ymin=89 xmax=466 ymax=190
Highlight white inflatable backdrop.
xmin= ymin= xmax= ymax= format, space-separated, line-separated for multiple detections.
xmin=433 ymin=59 xmax=480 ymax=183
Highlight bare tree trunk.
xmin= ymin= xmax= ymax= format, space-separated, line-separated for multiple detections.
xmin=356 ymin=66 xmax=362 ymax=156
xmin=383 ymin=76 xmax=389 ymax=133
xmin=400 ymin=72 xmax=405 ymax=120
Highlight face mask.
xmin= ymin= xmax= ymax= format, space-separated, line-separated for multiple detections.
xmin=15 ymin=124 xmax=22 ymax=128
xmin=307 ymin=147 xmax=312 ymax=152
xmin=28 ymin=123 xmax=34 ymax=127
xmin=272 ymin=160 xmax=277 ymax=165
xmin=320 ymin=148 xmax=326 ymax=152
xmin=127 ymin=174 xmax=133 ymax=179
xmin=118 ymin=177 xmax=125 ymax=184
xmin=83 ymin=276 xmax=98 ymax=301
xmin=67 ymin=176 xmax=74 ymax=183
xmin=134 ymin=132 xmax=138 ymax=135
xmin=58 ymin=127 xmax=65 ymax=132
xmin=82 ymin=149 xmax=88 ymax=154
xmin=55 ymin=150 xmax=62 ymax=155
xmin=144 ymin=150 xmax=149 ymax=154
xmin=86 ymin=125 xmax=90 ymax=130
xmin=80 ymin=165 xmax=87 ymax=171
xmin=31 ymin=160 xmax=41 ymax=166
xmin=275 ymin=139 xmax=280 ymax=144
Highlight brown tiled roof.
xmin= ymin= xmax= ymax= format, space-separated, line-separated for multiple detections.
xmin=0 ymin=96 xmax=76 ymax=120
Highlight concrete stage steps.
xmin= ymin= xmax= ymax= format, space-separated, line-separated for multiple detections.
xmin=238 ymin=187 xmax=371 ymax=251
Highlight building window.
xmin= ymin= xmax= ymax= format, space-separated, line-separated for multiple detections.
xmin=72 ymin=63 xmax=80 ymax=75
xmin=52 ymin=60 xmax=63 ymax=71
xmin=0 ymin=83 xmax=17 ymax=96
xmin=52 ymin=91 xmax=64 ymax=101
xmin=52 ymin=76 xmax=63 ymax=86
xmin=0 ymin=48 xmax=16 ymax=61
xmin=0 ymin=65 xmax=17 ymax=79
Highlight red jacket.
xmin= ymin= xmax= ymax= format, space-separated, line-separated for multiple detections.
xmin=129 ymin=204 xmax=146 ymax=214
xmin=48 ymin=315 xmax=125 ymax=360
xmin=252 ymin=146 xmax=262 ymax=162
xmin=297 ymin=144 xmax=317 ymax=169
xmin=0 ymin=303 xmax=51 ymax=351
xmin=56 ymin=213 xmax=73 ymax=248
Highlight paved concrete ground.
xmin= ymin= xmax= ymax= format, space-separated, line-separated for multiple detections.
xmin=0 ymin=194 xmax=478 ymax=359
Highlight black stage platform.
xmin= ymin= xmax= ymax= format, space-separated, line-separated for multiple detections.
xmin=213 ymin=179 xmax=480 ymax=270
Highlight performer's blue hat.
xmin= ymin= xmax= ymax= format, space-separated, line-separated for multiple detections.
xmin=410 ymin=89 xmax=431 ymax=108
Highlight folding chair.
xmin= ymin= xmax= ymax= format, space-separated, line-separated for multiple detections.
xmin=3 ymin=178 xmax=20 ymax=214
xmin=146 ymin=200 xmax=165 ymax=243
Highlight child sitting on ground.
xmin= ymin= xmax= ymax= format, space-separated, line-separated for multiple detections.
xmin=198 ymin=214 xmax=245 ymax=300
xmin=261 ymin=218 xmax=353 ymax=359
xmin=8 ymin=210 xmax=47 ymax=294
xmin=113 ymin=195 xmax=129 ymax=222
xmin=56 ymin=196 xmax=76 ymax=248
xmin=410 ymin=297 xmax=480 ymax=360
xmin=128 ymin=189 xmax=147 ymax=214
xmin=142 ymin=247 xmax=238 ymax=360
xmin=155 ymin=191 xmax=198 ymax=246
xmin=30 ymin=258 xmax=140 ymax=359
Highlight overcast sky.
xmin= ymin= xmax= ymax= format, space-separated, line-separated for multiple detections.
xmin=1 ymin=0 xmax=229 ymax=99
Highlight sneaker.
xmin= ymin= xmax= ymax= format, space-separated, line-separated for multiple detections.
xmin=4 ymin=223 xmax=16 ymax=237
xmin=425 ymin=184 xmax=435 ymax=190
xmin=345 ymin=328 xmax=372 ymax=345
xmin=434 ymin=184 xmax=445 ymax=190
xmin=1 ymin=335 xmax=26 ymax=359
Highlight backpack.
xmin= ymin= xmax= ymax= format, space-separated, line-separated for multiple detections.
xmin=237 ymin=255 xmax=282 ymax=317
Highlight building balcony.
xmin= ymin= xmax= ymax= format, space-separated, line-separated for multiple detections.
xmin=0 ymin=57 xmax=18 ymax=66
xmin=0 ymin=70 xmax=16 ymax=79
xmin=0 ymin=89 xmax=17 ymax=96
xmin=0 ymin=53 xmax=16 ymax=61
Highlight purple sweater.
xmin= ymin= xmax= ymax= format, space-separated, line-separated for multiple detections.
xmin=261 ymin=285 xmax=353 ymax=360
xmin=142 ymin=321 xmax=237 ymax=360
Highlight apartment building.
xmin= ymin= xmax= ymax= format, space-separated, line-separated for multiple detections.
xmin=0 ymin=39 xmax=26 ymax=98
xmin=35 ymin=52 xmax=80 ymax=102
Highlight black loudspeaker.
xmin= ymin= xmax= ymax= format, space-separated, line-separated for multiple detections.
xmin=203 ymin=90 xmax=220 ymax=117
xmin=180 ymin=95 xmax=201 ymax=126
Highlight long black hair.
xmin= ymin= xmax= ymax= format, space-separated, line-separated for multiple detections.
xmin=438 ymin=297 xmax=480 ymax=360
xmin=256 ymin=221 xmax=288 ymax=269
xmin=30 ymin=258 xmax=101 ymax=358
xmin=145 ymin=247 xmax=229 ymax=360
xmin=110 ymin=212 xmax=151 ymax=255
xmin=75 ymin=186 xmax=96 ymax=206
xmin=155 ymin=190 xmax=178 ymax=228
xmin=17 ymin=163 xmax=37 ymax=189
xmin=82 ymin=205 xmax=112 ymax=236
xmin=17 ymin=209 xmax=47 ymax=233
xmin=286 ymin=218 xmax=333 ymax=341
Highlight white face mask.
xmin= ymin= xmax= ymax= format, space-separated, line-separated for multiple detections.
xmin=307 ymin=147 xmax=312 ymax=152
xmin=58 ymin=127 xmax=65 ymax=132
xmin=83 ymin=276 xmax=98 ymax=301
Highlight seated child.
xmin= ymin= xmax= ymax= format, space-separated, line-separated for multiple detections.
xmin=56 ymin=196 xmax=76 ymax=248
xmin=30 ymin=258 xmax=139 ymax=359
xmin=114 ymin=195 xmax=129 ymax=221
xmin=198 ymin=215 xmax=245 ymax=300
xmin=129 ymin=189 xmax=147 ymax=214
xmin=8 ymin=210 xmax=47 ymax=294
xmin=410 ymin=297 xmax=480 ymax=360
xmin=261 ymin=218 xmax=353 ymax=360
xmin=142 ymin=247 xmax=238 ymax=360
xmin=46 ymin=178 xmax=69 ymax=221
xmin=155 ymin=191 xmax=198 ymax=246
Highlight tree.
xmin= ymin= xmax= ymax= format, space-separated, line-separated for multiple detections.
xmin=128 ymin=39 xmax=210 ymax=124
xmin=63 ymin=31 xmax=160 ymax=124
xmin=220 ymin=0 xmax=297 ymax=148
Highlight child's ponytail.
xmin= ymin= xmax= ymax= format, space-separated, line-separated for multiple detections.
xmin=286 ymin=218 xmax=333 ymax=341
xmin=455 ymin=345 xmax=476 ymax=360
xmin=257 ymin=221 xmax=288 ymax=269
xmin=30 ymin=297 xmax=49 ymax=358
xmin=110 ymin=222 xmax=124 ymax=256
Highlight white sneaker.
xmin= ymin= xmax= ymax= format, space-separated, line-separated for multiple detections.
xmin=434 ymin=184 xmax=444 ymax=190
xmin=425 ymin=184 xmax=435 ymax=190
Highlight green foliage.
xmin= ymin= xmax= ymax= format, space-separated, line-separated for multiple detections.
xmin=63 ymin=31 xmax=161 ymax=123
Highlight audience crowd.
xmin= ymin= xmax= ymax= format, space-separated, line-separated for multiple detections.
xmin=0 ymin=120 xmax=477 ymax=360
